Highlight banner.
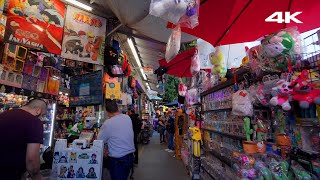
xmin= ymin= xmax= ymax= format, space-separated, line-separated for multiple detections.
xmin=61 ymin=6 xmax=106 ymax=65
xmin=4 ymin=0 xmax=65 ymax=54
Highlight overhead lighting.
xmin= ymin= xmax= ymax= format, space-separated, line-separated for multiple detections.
xmin=127 ymin=38 xmax=147 ymax=81
xmin=146 ymin=83 xmax=150 ymax=90
xmin=64 ymin=0 xmax=93 ymax=11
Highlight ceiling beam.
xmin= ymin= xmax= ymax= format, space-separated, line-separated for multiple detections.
xmin=117 ymin=30 xmax=167 ymax=46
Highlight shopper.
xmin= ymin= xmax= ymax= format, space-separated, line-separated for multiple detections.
xmin=0 ymin=98 xmax=47 ymax=180
xmin=97 ymin=100 xmax=135 ymax=180
xmin=128 ymin=109 xmax=142 ymax=165
xmin=165 ymin=111 xmax=175 ymax=153
xmin=158 ymin=115 xmax=166 ymax=143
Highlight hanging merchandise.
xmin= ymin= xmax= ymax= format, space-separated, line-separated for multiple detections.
xmin=232 ymin=90 xmax=253 ymax=116
xmin=105 ymin=82 xmax=121 ymax=100
xmin=165 ymin=25 xmax=181 ymax=62
xmin=4 ymin=0 xmax=65 ymax=54
xmin=128 ymin=76 xmax=136 ymax=88
xmin=209 ymin=47 xmax=227 ymax=78
xmin=0 ymin=12 xmax=6 ymax=41
xmin=190 ymin=49 xmax=200 ymax=75
xmin=61 ymin=6 xmax=106 ymax=64
xmin=178 ymin=0 xmax=200 ymax=29
xmin=178 ymin=82 xmax=187 ymax=97
xmin=121 ymin=54 xmax=131 ymax=76
xmin=269 ymin=79 xmax=292 ymax=111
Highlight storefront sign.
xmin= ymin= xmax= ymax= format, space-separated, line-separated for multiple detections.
xmin=61 ymin=6 xmax=106 ymax=65
xmin=143 ymin=66 xmax=154 ymax=74
xmin=4 ymin=0 xmax=65 ymax=54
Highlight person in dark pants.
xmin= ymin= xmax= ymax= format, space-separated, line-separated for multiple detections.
xmin=97 ymin=100 xmax=135 ymax=180
xmin=165 ymin=112 xmax=175 ymax=153
xmin=158 ymin=115 xmax=166 ymax=143
xmin=128 ymin=110 xmax=142 ymax=164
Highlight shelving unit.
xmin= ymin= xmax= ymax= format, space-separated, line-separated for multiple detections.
xmin=201 ymin=128 xmax=246 ymax=140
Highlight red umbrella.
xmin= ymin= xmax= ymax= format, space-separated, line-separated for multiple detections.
xmin=159 ymin=48 xmax=197 ymax=78
xmin=168 ymin=0 xmax=320 ymax=46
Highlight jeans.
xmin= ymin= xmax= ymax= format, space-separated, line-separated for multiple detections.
xmin=134 ymin=134 xmax=138 ymax=164
xmin=108 ymin=153 xmax=134 ymax=180
xmin=168 ymin=133 xmax=174 ymax=150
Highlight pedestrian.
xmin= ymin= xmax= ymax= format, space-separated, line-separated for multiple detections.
xmin=165 ymin=111 xmax=175 ymax=153
xmin=158 ymin=115 xmax=166 ymax=143
xmin=97 ymin=100 xmax=135 ymax=180
xmin=128 ymin=109 xmax=142 ymax=165
xmin=0 ymin=98 xmax=47 ymax=180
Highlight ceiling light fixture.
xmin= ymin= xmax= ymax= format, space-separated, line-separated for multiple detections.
xmin=64 ymin=0 xmax=93 ymax=11
xmin=127 ymin=37 xmax=147 ymax=81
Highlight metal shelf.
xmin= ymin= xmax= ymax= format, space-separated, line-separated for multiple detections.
xmin=201 ymin=127 xmax=246 ymax=140
xmin=201 ymin=108 xmax=232 ymax=113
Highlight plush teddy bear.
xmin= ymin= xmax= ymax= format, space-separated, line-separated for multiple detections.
xmin=291 ymin=69 xmax=320 ymax=108
xmin=270 ymin=80 xmax=292 ymax=111
xmin=209 ymin=47 xmax=227 ymax=78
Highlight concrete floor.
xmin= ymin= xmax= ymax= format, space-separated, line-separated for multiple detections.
xmin=133 ymin=133 xmax=190 ymax=180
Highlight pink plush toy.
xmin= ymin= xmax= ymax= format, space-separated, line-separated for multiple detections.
xmin=178 ymin=82 xmax=187 ymax=97
xmin=291 ymin=69 xmax=320 ymax=109
xmin=270 ymin=80 xmax=293 ymax=111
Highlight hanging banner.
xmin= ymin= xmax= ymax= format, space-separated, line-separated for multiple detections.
xmin=0 ymin=13 xmax=6 ymax=41
xmin=4 ymin=0 xmax=65 ymax=54
xmin=61 ymin=6 xmax=106 ymax=65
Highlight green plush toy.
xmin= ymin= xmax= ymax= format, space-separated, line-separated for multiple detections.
xmin=67 ymin=122 xmax=84 ymax=136
xmin=244 ymin=117 xmax=253 ymax=141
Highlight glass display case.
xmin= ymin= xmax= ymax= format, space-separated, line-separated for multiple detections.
xmin=42 ymin=101 xmax=57 ymax=149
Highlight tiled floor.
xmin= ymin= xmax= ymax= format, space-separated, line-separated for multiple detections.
xmin=133 ymin=133 xmax=190 ymax=180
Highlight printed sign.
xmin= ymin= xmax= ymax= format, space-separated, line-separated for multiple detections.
xmin=61 ymin=6 xmax=106 ymax=65
xmin=4 ymin=0 xmax=65 ymax=54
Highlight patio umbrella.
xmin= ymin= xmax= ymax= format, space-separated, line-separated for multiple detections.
xmin=158 ymin=48 xmax=197 ymax=78
xmin=168 ymin=0 xmax=320 ymax=46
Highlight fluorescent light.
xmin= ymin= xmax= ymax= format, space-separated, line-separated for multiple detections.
xmin=49 ymin=103 xmax=56 ymax=146
xmin=64 ymin=0 xmax=93 ymax=11
xmin=127 ymin=38 xmax=147 ymax=81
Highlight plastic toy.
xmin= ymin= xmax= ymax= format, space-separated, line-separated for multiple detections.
xmin=254 ymin=161 xmax=272 ymax=180
xmin=254 ymin=119 xmax=267 ymax=142
xmin=189 ymin=126 xmax=202 ymax=157
xmin=291 ymin=69 xmax=320 ymax=109
xmin=270 ymin=80 xmax=292 ymax=111
xmin=68 ymin=122 xmax=84 ymax=136
xmin=244 ymin=117 xmax=253 ymax=142
xmin=209 ymin=47 xmax=227 ymax=78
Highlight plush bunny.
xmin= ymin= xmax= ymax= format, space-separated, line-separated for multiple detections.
xmin=270 ymin=80 xmax=292 ymax=111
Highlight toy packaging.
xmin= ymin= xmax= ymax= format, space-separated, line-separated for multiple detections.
xmin=52 ymin=139 xmax=103 ymax=179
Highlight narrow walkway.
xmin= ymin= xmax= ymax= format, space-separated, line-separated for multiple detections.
xmin=133 ymin=133 xmax=189 ymax=180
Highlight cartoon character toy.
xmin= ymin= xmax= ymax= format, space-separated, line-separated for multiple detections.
xmin=270 ymin=79 xmax=293 ymax=111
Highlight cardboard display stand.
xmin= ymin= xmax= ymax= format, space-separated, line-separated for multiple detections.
xmin=52 ymin=139 xmax=104 ymax=179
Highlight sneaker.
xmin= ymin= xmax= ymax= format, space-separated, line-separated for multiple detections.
xmin=168 ymin=150 xmax=174 ymax=153
xmin=165 ymin=149 xmax=170 ymax=151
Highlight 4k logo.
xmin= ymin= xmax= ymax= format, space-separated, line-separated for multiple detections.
xmin=265 ymin=12 xmax=303 ymax=23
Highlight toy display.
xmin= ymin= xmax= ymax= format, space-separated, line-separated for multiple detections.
xmin=199 ymin=28 xmax=320 ymax=179
xmin=209 ymin=47 xmax=227 ymax=79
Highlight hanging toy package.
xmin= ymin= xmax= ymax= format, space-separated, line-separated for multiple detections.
xmin=165 ymin=25 xmax=181 ymax=62
xmin=178 ymin=82 xmax=187 ymax=97
xmin=190 ymin=49 xmax=200 ymax=75
xmin=261 ymin=27 xmax=302 ymax=71
xmin=232 ymin=90 xmax=253 ymax=116
xmin=149 ymin=0 xmax=188 ymax=24
xmin=178 ymin=0 xmax=200 ymax=29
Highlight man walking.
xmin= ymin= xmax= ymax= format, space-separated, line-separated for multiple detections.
xmin=97 ymin=100 xmax=135 ymax=180
xmin=165 ymin=111 xmax=175 ymax=153
xmin=0 ymin=99 xmax=47 ymax=180
xmin=128 ymin=110 xmax=141 ymax=165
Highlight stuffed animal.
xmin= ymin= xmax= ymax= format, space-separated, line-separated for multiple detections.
xmin=291 ymin=69 xmax=320 ymax=108
xmin=178 ymin=82 xmax=187 ymax=97
xmin=150 ymin=0 xmax=188 ymax=24
xmin=262 ymin=31 xmax=295 ymax=58
xmin=270 ymin=80 xmax=292 ymax=111
xmin=209 ymin=47 xmax=227 ymax=78
xmin=191 ymin=50 xmax=200 ymax=75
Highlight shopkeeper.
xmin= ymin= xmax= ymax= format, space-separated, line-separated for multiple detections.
xmin=0 ymin=99 xmax=47 ymax=180
xmin=97 ymin=100 xmax=135 ymax=180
